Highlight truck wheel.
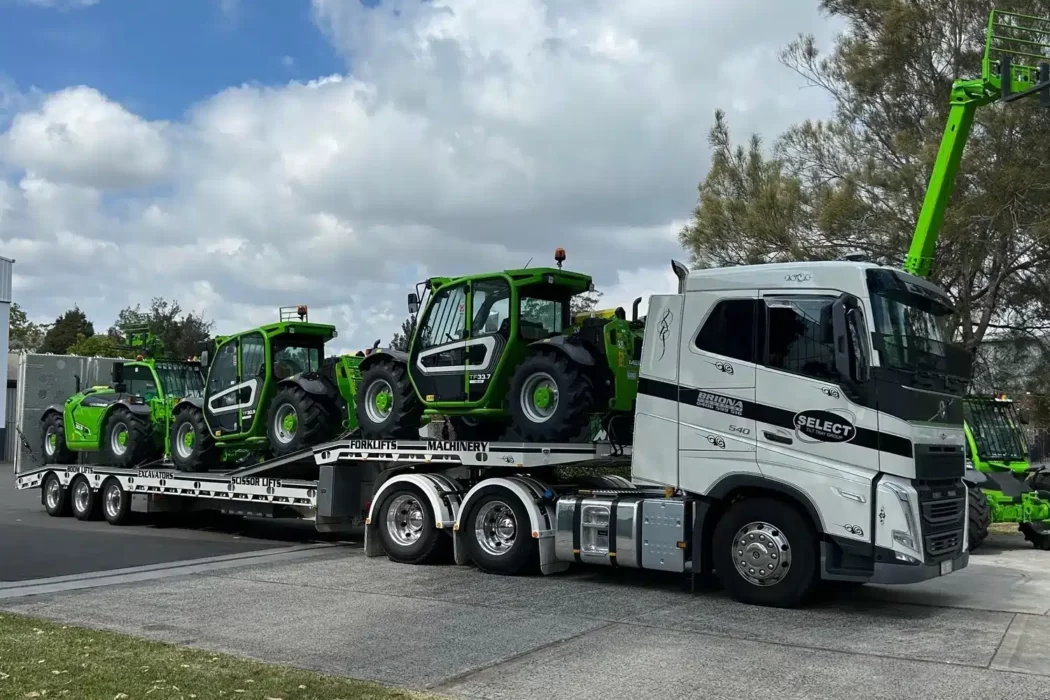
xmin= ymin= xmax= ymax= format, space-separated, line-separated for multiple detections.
xmin=508 ymin=353 xmax=594 ymax=442
xmin=967 ymin=482 xmax=991 ymax=551
xmin=376 ymin=486 xmax=448 ymax=564
xmin=42 ymin=473 xmax=70 ymax=517
xmin=101 ymin=478 xmax=132 ymax=525
xmin=102 ymin=408 xmax=150 ymax=468
xmin=711 ymin=497 xmax=818 ymax=608
xmin=41 ymin=413 xmax=75 ymax=464
xmin=356 ymin=360 xmax=422 ymax=438
xmin=70 ymin=476 xmax=100 ymax=521
xmin=463 ymin=488 xmax=539 ymax=575
xmin=170 ymin=408 xmax=218 ymax=472
xmin=266 ymin=385 xmax=338 ymax=456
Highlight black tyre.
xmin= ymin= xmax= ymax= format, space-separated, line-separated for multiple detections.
xmin=70 ymin=476 xmax=100 ymax=521
xmin=101 ymin=478 xmax=132 ymax=525
xmin=356 ymin=360 xmax=423 ymax=438
xmin=42 ymin=472 xmax=70 ymax=517
xmin=170 ymin=407 xmax=219 ymax=472
xmin=711 ymin=497 xmax=818 ymax=608
xmin=463 ymin=487 xmax=539 ymax=575
xmin=446 ymin=415 xmax=509 ymax=442
xmin=375 ymin=486 xmax=448 ymax=564
xmin=266 ymin=384 xmax=340 ymax=456
xmin=101 ymin=407 xmax=151 ymax=468
xmin=967 ymin=482 xmax=991 ymax=551
xmin=508 ymin=352 xmax=594 ymax=442
xmin=41 ymin=412 xmax=75 ymax=464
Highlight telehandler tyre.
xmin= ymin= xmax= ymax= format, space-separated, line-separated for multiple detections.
xmin=266 ymin=384 xmax=340 ymax=455
xmin=102 ymin=407 xmax=152 ymax=468
xmin=508 ymin=352 xmax=594 ymax=442
xmin=966 ymin=482 xmax=991 ymax=551
xmin=170 ymin=407 xmax=219 ymax=472
xmin=356 ymin=359 xmax=423 ymax=438
xmin=41 ymin=412 xmax=75 ymax=464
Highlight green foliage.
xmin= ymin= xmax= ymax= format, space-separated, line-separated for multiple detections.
xmin=65 ymin=333 xmax=137 ymax=359
xmin=570 ymin=289 xmax=604 ymax=316
xmin=390 ymin=316 xmax=417 ymax=352
xmin=679 ymin=0 xmax=1050 ymax=349
xmin=8 ymin=302 xmax=45 ymax=352
xmin=110 ymin=297 xmax=213 ymax=360
xmin=39 ymin=307 xmax=94 ymax=355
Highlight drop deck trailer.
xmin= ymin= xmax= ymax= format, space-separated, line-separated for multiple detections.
xmin=15 ymin=432 xmax=969 ymax=608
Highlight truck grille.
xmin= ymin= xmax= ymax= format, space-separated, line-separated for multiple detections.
xmin=914 ymin=478 xmax=966 ymax=561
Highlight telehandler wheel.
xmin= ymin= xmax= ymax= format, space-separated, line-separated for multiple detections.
xmin=102 ymin=407 xmax=151 ymax=468
xmin=41 ymin=412 xmax=75 ymax=464
xmin=711 ymin=497 xmax=818 ymax=608
xmin=170 ymin=407 xmax=219 ymax=472
xmin=375 ymin=485 xmax=449 ymax=564
xmin=42 ymin=472 xmax=71 ymax=517
xmin=356 ymin=359 xmax=423 ymax=438
xmin=446 ymin=415 xmax=509 ymax=442
xmin=966 ymin=482 xmax=991 ymax=551
xmin=508 ymin=352 xmax=594 ymax=443
xmin=266 ymin=385 xmax=339 ymax=456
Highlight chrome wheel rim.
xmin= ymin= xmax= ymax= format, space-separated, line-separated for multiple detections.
xmin=385 ymin=494 xmax=425 ymax=547
xmin=474 ymin=500 xmax=517 ymax=557
xmin=73 ymin=481 xmax=91 ymax=514
xmin=45 ymin=478 xmax=61 ymax=509
xmin=104 ymin=483 xmax=122 ymax=519
xmin=520 ymin=371 xmax=558 ymax=423
xmin=732 ymin=520 xmax=791 ymax=587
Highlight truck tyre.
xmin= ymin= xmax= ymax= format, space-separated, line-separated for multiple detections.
xmin=356 ymin=360 xmax=422 ymax=438
xmin=508 ymin=353 xmax=594 ymax=443
xmin=967 ymin=482 xmax=991 ymax=551
xmin=42 ymin=472 xmax=70 ymax=517
xmin=375 ymin=485 xmax=448 ymax=564
xmin=102 ymin=407 xmax=151 ymax=468
xmin=101 ymin=478 xmax=132 ymax=525
xmin=70 ymin=476 xmax=100 ymax=521
xmin=170 ymin=408 xmax=219 ymax=472
xmin=41 ymin=412 xmax=75 ymax=464
xmin=711 ymin=497 xmax=818 ymax=608
xmin=266 ymin=384 xmax=339 ymax=456
xmin=462 ymin=487 xmax=539 ymax=575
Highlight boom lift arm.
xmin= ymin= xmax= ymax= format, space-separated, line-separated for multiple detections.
xmin=903 ymin=10 xmax=1050 ymax=278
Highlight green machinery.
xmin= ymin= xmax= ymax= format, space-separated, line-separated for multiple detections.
xmin=354 ymin=248 xmax=645 ymax=443
xmin=40 ymin=319 xmax=206 ymax=468
xmin=167 ymin=305 xmax=369 ymax=471
xmin=897 ymin=9 xmax=1050 ymax=549
xmin=963 ymin=393 xmax=1050 ymax=549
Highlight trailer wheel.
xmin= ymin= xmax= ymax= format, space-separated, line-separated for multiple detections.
xmin=463 ymin=488 xmax=539 ymax=575
xmin=42 ymin=473 xmax=70 ymax=517
xmin=508 ymin=352 xmax=594 ymax=443
xmin=41 ymin=412 xmax=75 ymax=464
xmin=102 ymin=407 xmax=151 ymax=468
xmin=967 ymin=482 xmax=991 ymax=551
xmin=266 ymin=384 xmax=338 ymax=456
xmin=101 ymin=478 xmax=131 ymax=525
xmin=170 ymin=408 xmax=219 ymax=472
xmin=356 ymin=360 xmax=422 ymax=438
xmin=70 ymin=477 xmax=100 ymax=521
xmin=376 ymin=486 xmax=448 ymax=564
xmin=711 ymin=497 xmax=818 ymax=608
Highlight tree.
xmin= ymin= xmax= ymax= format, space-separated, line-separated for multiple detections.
xmin=65 ymin=333 xmax=137 ymax=359
xmin=8 ymin=302 xmax=45 ymax=352
xmin=390 ymin=316 xmax=417 ymax=352
xmin=571 ymin=290 xmax=604 ymax=317
xmin=40 ymin=307 xmax=94 ymax=355
xmin=111 ymin=297 xmax=213 ymax=360
xmin=679 ymin=0 xmax=1050 ymax=349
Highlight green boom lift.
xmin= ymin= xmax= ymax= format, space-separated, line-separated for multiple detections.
xmin=898 ymin=10 xmax=1050 ymax=550
xmin=40 ymin=317 xmax=206 ymax=468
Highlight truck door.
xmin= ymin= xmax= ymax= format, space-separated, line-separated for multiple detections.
xmin=753 ymin=291 xmax=880 ymax=492
xmin=408 ymin=281 xmax=468 ymax=403
xmin=677 ymin=291 xmax=762 ymax=494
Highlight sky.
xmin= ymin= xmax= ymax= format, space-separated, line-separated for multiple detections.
xmin=0 ymin=0 xmax=843 ymax=354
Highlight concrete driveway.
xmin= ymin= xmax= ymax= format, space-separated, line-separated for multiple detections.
xmin=3 ymin=529 xmax=1050 ymax=700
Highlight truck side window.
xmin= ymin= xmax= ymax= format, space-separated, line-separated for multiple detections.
xmin=694 ymin=299 xmax=758 ymax=363
xmin=763 ymin=296 xmax=837 ymax=381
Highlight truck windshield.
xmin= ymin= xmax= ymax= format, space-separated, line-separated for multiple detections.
xmin=155 ymin=362 xmax=205 ymax=399
xmin=964 ymin=400 xmax=1029 ymax=462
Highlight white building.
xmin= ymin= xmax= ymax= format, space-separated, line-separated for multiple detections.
xmin=0 ymin=256 xmax=11 ymax=460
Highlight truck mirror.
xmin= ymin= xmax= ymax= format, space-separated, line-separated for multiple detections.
xmin=408 ymin=292 xmax=420 ymax=314
xmin=831 ymin=294 xmax=868 ymax=385
xmin=846 ymin=308 xmax=870 ymax=383
xmin=111 ymin=362 xmax=124 ymax=385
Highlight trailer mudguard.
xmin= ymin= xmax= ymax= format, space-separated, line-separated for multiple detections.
xmin=358 ymin=348 xmax=409 ymax=374
xmin=527 ymin=335 xmax=595 ymax=367
xmin=363 ymin=472 xmax=463 ymax=558
xmin=454 ymin=475 xmax=568 ymax=575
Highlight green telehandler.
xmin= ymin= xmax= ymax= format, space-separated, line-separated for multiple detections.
xmin=168 ymin=305 xmax=371 ymax=471
xmin=354 ymin=248 xmax=645 ymax=443
xmin=40 ymin=320 xmax=206 ymax=468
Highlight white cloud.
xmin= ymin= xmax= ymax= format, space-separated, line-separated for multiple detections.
xmin=0 ymin=0 xmax=842 ymax=354
xmin=10 ymin=0 xmax=99 ymax=8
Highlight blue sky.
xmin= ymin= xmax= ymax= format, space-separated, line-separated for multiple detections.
xmin=0 ymin=0 xmax=345 ymax=120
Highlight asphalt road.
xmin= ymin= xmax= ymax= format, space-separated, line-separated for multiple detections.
xmin=0 ymin=462 xmax=339 ymax=582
